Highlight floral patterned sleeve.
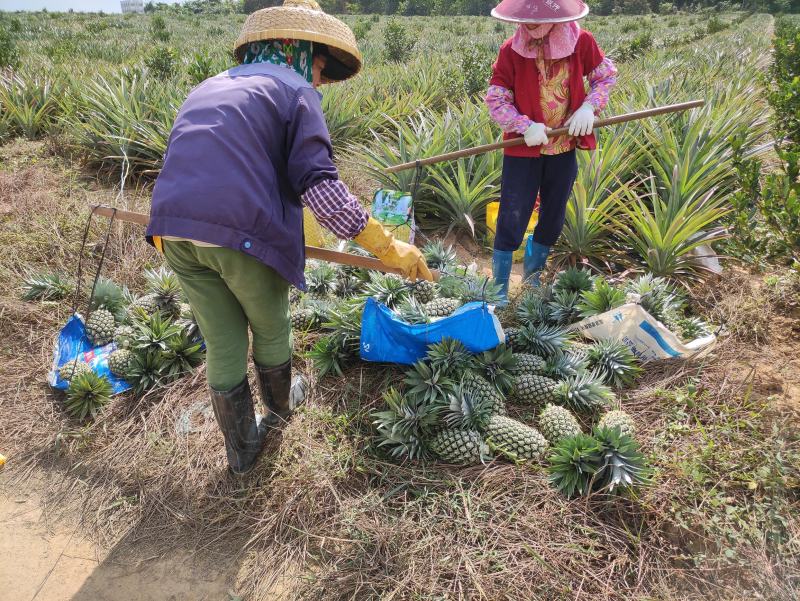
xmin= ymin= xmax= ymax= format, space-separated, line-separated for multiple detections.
xmin=585 ymin=57 xmax=618 ymax=113
xmin=485 ymin=85 xmax=533 ymax=135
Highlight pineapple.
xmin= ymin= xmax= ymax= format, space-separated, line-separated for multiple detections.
xmin=65 ymin=372 xmax=113 ymax=419
xmin=504 ymin=326 xmax=522 ymax=350
xmin=552 ymin=371 xmax=613 ymax=413
xmin=547 ymin=289 xmax=582 ymax=325
xmin=512 ymin=353 xmax=546 ymax=376
xmin=85 ymin=308 xmax=116 ymax=346
xmin=512 ymin=374 xmax=557 ymax=405
xmin=426 ymin=337 xmax=471 ymax=378
xmin=486 ymin=415 xmax=549 ymax=462
xmin=289 ymin=288 xmax=302 ymax=305
xmin=422 ymin=240 xmax=457 ymax=271
xmin=412 ymin=279 xmax=437 ymax=304
xmin=462 ymin=370 xmax=507 ymax=417
xmin=547 ymin=433 xmax=602 ymax=498
xmin=519 ymin=323 xmax=572 ymax=358
xmin=471 ymin=344 xmax=517 ymax=395
xmin=128 ymin=294 xmax=160 ymax=320
xmin=114 ymin=324 xmax=135 ymax=349
xmin=424 ymin=296 xmax=462 ymax=318
xmin=365 ymin=272 xmax=410 ymax=309
xmin=108 ymin=349 xmax=135 ymax=378
xmin=291 ymin=307 xmax=319 ymax=331
xmin=593 ymin=426 xmax=650 ymax=492
xmin=585 ymin=340 xmax=643 ymax=387
xmin=538 ymin=404 xmax=582 ymax=443
xmin=597 ymin=410 xmax=636 ymax=438
xmin=306 ymin=263 xmax=338 ymax=299
xmin=144 ymin=267 xmax=183 ymax=317
xmin=130 ymin=312 xmax=183 ymax=354
xmin=58 ymin=360 xmax=92 ymax=382
xmin=578 ymin=278 xmax=626 ymax=318
xmin=179 ymin=302 xmax=194 ymax=320
xmin=21 ymin=271 xmax=74 ymax=301
xmin=395 ymin=297 xmax=432 ymax=325
xmin=429 ymin=429 xmax=489 ymax=465
xmin=554 ymin=268 xmax=595 ymax=294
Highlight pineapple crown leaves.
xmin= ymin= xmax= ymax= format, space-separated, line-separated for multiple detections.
xmin=577 ymin=278 xmax=626 ymax=318
xmin=395 ymin=296 xmax=432 ymax=325
xmin=144 ymin=266 xmax=182 ymax=303
xmin=625 ymin=273 xmax=686 ymax=324
xmin=554 ymin=268 xmax=596 ymax=295
xmin=592 ymin=426 xmax=651 ymax=493
xmin=471 ymin=344 xmax=517 ymax=396
xmin=131 ymin=311 xmax=183 ymax=353
xmin=426 ymin=337 xmax=472 ymax=378
xmin=516 ymin=290 xmax=550 ymax=327
xmin=319 ymin=298 xmax=365 ymax=336
xmin=421 ymin=240 xmax=458 ymax=271
xmin=162 ymin=331 xmax=206 ymax=379
xmin=547 ymin=289 xmax=582 ymax=325
xmin=65 ymin=372 xmax=113 ymax=420
xmin=553 ymin=370 xmax=614 ymax=413
xmin=306 ymin=262 xmax=339 ymax=296
xmin=364 ymin=272 xmax=412 ymax=309
xmin=518 ymin=323 xmax=573 ymax=358
xmin=309 ymin=332 xmax=356 ymax=378
xmin=127 ymin=348 xmax=169 ymax=396
xmin=372 ymin=388 xmax=438 ymax=461
xmin=442 ymin=380 xmax=494 ymax=431
xmin=542 ymin=350 xmax=588 ymax=381
xmin=89 ymin=276 xmax=127 ymax=313
xmin=547 ymin=433 xmax=603 ymax=498
xmin=585 ymin=339 xmax=643 ymax=388
xmin=21 ymin=270 xmax=75 ymax=302
xmin=404 ymin=360 xmax=454 ymax=405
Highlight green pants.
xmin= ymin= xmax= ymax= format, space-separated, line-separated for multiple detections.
xmin=163 ymin=241 xmax=291 ymax=391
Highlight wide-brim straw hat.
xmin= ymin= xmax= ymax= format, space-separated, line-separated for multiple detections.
xmin=491 ymin=0 xmax=589 ymax=24
xmin=234 ymin=0 xmax=361 ymax=82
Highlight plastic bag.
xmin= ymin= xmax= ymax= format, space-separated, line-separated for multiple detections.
xmin=570 ymin=303 xmax=716 ymax=362
xmin=49 ymin=314 xmax=131 ymax=394
xmin=360 ymin=298 xmax=504 ymax=365
xmin=372 ymin=189 xmax=415 ymax=244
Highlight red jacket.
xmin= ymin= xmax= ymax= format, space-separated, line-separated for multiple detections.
xmin=489 ymin=30 xmax=605 ymax=158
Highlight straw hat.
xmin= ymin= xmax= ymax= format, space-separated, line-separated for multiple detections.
xmin=491 ymin=0 xmax=589 ymax=24
xmin=234 ymin=0 xmax=362 ymax=82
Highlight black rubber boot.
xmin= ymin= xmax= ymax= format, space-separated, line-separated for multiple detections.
xmin=254 ymin=360 xmax=307 ymax=427
xmin=209 ymin=378 xmax=267 ymax=475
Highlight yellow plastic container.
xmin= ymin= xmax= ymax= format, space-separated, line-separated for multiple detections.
xmin=485 ymin=201 xmax=539 ymax=262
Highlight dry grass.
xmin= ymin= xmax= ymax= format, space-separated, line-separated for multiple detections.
xmin=1 ymin=141 xmax=799 ymax=600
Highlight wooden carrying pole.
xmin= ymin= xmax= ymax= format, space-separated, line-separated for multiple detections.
xmin=385 ymin=99 xmax=706 ymax=174
xmin=90 ymin=206 xmax=439 ymax=281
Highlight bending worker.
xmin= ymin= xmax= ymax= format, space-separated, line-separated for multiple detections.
xmin=146 ymin=0 xmax=432 ymax=475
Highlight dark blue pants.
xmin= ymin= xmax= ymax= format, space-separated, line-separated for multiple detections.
xmin=493 ymin=151 xmax=578 ymax=251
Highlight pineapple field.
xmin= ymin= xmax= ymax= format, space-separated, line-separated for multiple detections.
xmin=1 ymin=7 xmax=800 ymax=601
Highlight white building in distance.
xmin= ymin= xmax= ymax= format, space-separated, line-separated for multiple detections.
xmin=120 ymin=0 xmax=145 ymax=13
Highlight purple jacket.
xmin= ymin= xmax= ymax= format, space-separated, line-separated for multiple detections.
xmin=147 ymin=63 xmax=338 ymax=289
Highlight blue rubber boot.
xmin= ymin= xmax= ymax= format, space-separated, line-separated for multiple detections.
xmin=523 ymin=236 xmax=551 ymax=287
xmin=492 ymin=249 xmax=514 ymax=304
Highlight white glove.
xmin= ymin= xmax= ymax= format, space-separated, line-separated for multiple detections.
xmin=523 ymin=122 xmax=549 ymax=147
xmin=565 ymin=102 xmax=595 ymax=137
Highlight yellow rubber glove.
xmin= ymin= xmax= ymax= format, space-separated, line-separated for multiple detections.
xmin=354 ymin=218 xmax=434 ymax=282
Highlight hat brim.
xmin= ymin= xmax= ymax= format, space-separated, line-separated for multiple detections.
xmin=490 ymin=5 xmax=589 ymax=24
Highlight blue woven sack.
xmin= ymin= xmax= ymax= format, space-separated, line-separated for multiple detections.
xmin=359 ymin=298 xmax=504 ymax=365
xmin=48 ymin=314 xmax=131 ymax=394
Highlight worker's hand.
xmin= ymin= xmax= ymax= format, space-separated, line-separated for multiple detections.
xmin=523 ymin=121 xmax=549 ymax=147
xmin=354 ymin=218 xmax=434 ymax=282
xmin=565 ymin=102 xmax=595 ymax=137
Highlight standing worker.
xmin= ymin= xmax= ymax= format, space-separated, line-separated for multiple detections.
xmin=486 ymin=0 xmax=617 ymax=299
xmin=146 ymin=0 xmax=432 ymax=475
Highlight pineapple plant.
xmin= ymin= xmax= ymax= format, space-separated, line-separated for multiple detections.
xmin=518 ymin=323 xmax=572 ymax=358
xmin=577 ymin=278 xmax=626 ymax=318
xmin=309 ymin=299 xmax=363 ymax=377
xmin=85 ymin=308 xmax=116 ymax=346
xmin=547 ymin=433 xmax=602 ymax=498
xmin=404 ymin=361 xmax=453 ymax=405
xmin=144 ymin=266 xmax=183 ymax=317
xmin=395 ymin=297 xmax=432 ymax=324
xmin=429 ymin=428 xmax=489 ymax=465
xmin=625 ymin=274 xmax=685 ymax=325
xmin=373 ymin=388 xmax=441 ymax=461
xmin=512 ymin=373 xmax=557 ymax=405
xmin=512 ymin=353 xmax=546 ymax=376
xmin=58 ymin=360 xmax=92 ymax=382
xmin=422 ymin=240 xmax=457 ymax=271
xmin=585 ymin=340 xmax=643 ymax=387
xmin=65 ymin=372 xmax=113 ymax=419
xmin=306 ymin=263 xmax=339 ymax=299
xmin=676 ymin=316 xmax=711 ymax=341
xmin=485 ymin=415 xmax=549 ymax=462
xmin=593 ymin=426 xmax=650 ymax=493
xmin=127 ymin=349 xmax=168 ymax=395
xmin=597 ymin=409 xmax=636 ymax=438
xmin=130 ymin=312 xmax=183 ymax=354
xmin=364 ymin=272 xmax=411 ymax=309
xmin=411 ymin=279 xmax=437 ymax=304
xmin=547 ymin=289 xmax=582 ymax=325
xmin=554 ymin=267 xmax=595 ymax=295
xmin=424 ymin=296 xmax=462 ymax=318
xmin=426 ymin=337 xmax=471 ymax=378
xmin=21 ymin=271 xmax=73 ymax=301
xmin=538 ymin=404 xmax=582 ymax=443
xmin=551 ymin=371 xmax=613 ymax=412
xmin=108 ymin=349 xmax=135 ymax=378
xmin=471 ymin=344 xmax=517 ymax=395
xmin=162 ymin=331 xmax=205 ymax=380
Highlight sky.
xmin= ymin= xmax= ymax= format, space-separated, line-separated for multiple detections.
xmin=0 ymin=0 xmax=181 ymax=12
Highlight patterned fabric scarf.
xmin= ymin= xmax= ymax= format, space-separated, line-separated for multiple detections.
xmin=242 ymin=39 xmax=313 ymax=83
xmin=511 ymin=22 xmax=581 ymax=61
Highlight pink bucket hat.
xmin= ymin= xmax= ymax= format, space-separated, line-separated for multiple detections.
xmin=491 ymin=0 xmax=590 ymax=24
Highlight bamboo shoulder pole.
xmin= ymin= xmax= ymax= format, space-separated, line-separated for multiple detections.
xmin=89 ymin=206 xmax=439 ymax=281
xmin=385 ymin=99 xmax=705 ymax=174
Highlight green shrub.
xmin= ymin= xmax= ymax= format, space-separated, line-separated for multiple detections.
xmin=383 ymin=18 xmax=415 ymax=63
xmin=352 ymin=17 xmax=371 ymax=41
xmin=768 ymin=18 xmax=800 ymax=151
xmin=459 ymin=45 xmax=493 ymax=98
xmin=145 ymin=46 xmax=179 ymax=80
xmin=150 ymin=14 xmax=171 ymax=42
xmin=0 ymin=27 xmax=19 ymax=69
xmin=706 ymin=15 xmax=728 ymax=35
